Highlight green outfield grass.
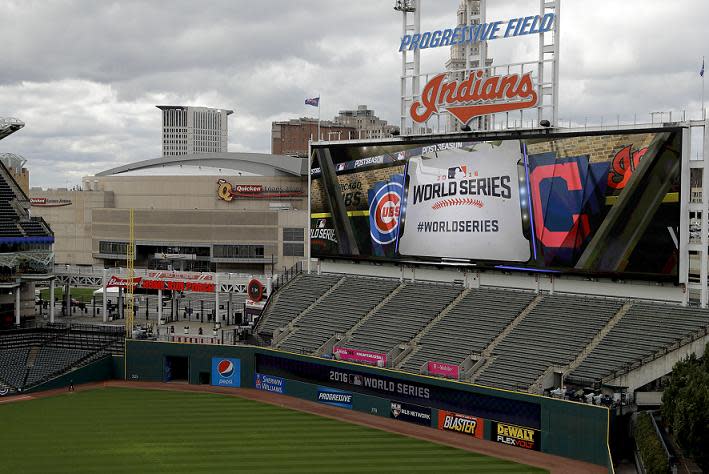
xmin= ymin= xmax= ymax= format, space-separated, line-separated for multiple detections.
xmin=0 ymin=387 xmax=545 ymax=473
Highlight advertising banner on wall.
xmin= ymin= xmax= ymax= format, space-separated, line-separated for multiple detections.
xmin=310 ymin=128 xmax=682 ymax=281
xmin=256 ymin=354 xmax=541 ymax=429
xmin=255 ymin=373 xmax=286 ymax=394
xmin=333 ymin=346 xmax=387 ymax=367
xmin=489 ymin=421 xmax=541 ymax=451
xmin=211 ymin=357 xmax=241 ymax=387
xmin=390 ymin=401 xmax=432 ymax=427
xmin=437 ymin=410 xmax=485 ymax=439
xmin=427 ymin=361 xmax=460 ymax=379
xmin=317 ymin=387 xmax=353 ymax=409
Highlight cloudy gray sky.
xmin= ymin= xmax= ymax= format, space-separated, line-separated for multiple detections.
xmin=0 ymin=0 xmax=707 ymax=188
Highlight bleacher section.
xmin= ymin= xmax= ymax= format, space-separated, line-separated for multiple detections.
xmin=342 ymin=282 xmax=462 ymax=355
xmin=569 ymin=303 xmax=709 ymax=383
xmin=25 ymin=347 xmax=94 ymax=386
xmin=0 ymin=324 xmax=124 ymax=391
xmin=0 ymin=347 xmax=29 ymax=388
xmin=475 ymin=295 xmax=622 ymax=391
xmin=256 ymin=274 xmax=341 ymax=339
xmin=0 ymin=160 xmax=53 ymax=241
xmin=400 ymin=288 xmax=536 ymax=373
xmin=253 ymin=273 xmax=709 ymax=393
xmin=278 ymin=276 xmax=401 ymax=354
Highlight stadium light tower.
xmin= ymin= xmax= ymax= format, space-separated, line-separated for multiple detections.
xmin=396 ymin=0 xmax=421 ymax=134
xmin=394 ymin=0 xmax=416 ymax=12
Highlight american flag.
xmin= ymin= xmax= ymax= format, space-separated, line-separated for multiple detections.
xmin=701 ymin=58 xmax=705 ymax=77
xmin=305 ymin=97 xmax=320 ymax=107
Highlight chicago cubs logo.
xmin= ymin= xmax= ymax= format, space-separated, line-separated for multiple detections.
xmin=369 ymin=181 xmax=404 ymax=244
xmin=217 ymin=360 xmax=234 ymax=378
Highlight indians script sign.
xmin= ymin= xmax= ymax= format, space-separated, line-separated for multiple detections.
xmin=410 ymin=71 xmax=538 ymax=125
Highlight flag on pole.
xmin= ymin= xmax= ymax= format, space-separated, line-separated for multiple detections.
xmin=701 ymin=58 xmax=705 ymax=77
xmin=305 ymin=97 xmax=320 ymax=107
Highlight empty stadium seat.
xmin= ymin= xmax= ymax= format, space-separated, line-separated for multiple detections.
xmin=256 ymin=274 xmax=342 ymax=339
xmin=278 ymin=276 xmax=401 ymax=354
xmin=475 ymin=295 xmax=622 ymax=391
xmin=342 ymin=282 xmax=462 ymax=356
xmin=569 ymin=303 xmax=709 ymax=383
xmin=400 ymin=288 xmax=536 ymax=373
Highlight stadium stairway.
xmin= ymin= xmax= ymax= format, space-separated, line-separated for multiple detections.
xmin=474 ymin=295 xmax=622 ymax=392
xmin=550 ymin=301 xmax=634 ymax=389
xmin=525 ymin=301 xmax=632 ymax=394
xmin=26 ymin=345 xmax=39 ymax=368
xmin=463 ymin=294 xmax=543 ymax=382
xmin=338 ymin=282 xmax=462 ymax=359
xmin=254 ymin=273 xmax=342 ymax=343
xmin=566 ymin=302 xmax=709 ymax=389
xmin=314 ymin=281 xmax=406 ymax=357
xmin=394 ymin=288 xmax=472 ymax=369
xmin=273 ymin=276 xmax=348 ymax=348
xmin=278 ymin=276 xmax=401 ymax=355
xmin=400 ymin=288 xmax=540 ymax=378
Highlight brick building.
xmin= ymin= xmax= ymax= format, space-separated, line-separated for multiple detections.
xmin=271 ymin=118 xmax=355 ymax=158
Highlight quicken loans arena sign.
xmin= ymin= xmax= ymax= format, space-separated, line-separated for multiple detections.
xmin=217 ymin=179 xmax=303 ymax=201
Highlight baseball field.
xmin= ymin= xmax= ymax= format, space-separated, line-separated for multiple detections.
xmin=0 ymin=387 xmax=544 ymax=473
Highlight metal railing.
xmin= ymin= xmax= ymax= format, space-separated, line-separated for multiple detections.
xmin=272 ymin=260 xmax=304 ymax=293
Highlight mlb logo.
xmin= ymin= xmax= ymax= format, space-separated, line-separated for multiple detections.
xmin=447 ymin=165 xmax=467 ymax=179
xmin=211 ymin=357 xmax=241 ymax=387
xmin=336 ymin=163 xmax=346 ymax=172
xmin=317 ymin=219 xmax=327 ymax=229
xmin=391 ymin=403 xmax=401 ymax=418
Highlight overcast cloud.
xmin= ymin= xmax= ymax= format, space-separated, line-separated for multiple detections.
xmin=0 ymin=0 xmax=707 ymax=188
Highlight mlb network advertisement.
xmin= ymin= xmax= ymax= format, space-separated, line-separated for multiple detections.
xmin=310 ymin=129 xmax=682 ymax=280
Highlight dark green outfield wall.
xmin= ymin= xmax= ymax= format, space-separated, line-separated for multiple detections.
xmin=26 ymin=355 xmax=117 ymax=393
xmin=125 ymin=340 xmax=611 ymax=468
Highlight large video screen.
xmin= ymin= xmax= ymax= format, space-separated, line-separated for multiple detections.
xmin=310 ymin=128 xmax=682 ymax=280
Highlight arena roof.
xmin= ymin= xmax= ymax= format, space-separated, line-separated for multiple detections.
xmin=0 ymin=117 xmax=25 ymax=141
xmin=96 ymin=152 xmax=307 ymax=177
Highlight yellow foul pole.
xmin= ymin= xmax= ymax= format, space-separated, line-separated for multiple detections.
xmin=126 ymin=208 xmax=135 ymax=338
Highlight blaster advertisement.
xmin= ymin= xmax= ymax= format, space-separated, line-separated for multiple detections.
xmin=310 ymin=128 xmax=682 ymax=280
xmin=437 ymin=410 xmax=485 ymax=439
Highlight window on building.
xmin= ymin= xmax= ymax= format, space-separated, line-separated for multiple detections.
xmin=213 ymin=244 xmax=266 ymax=259
xmin=99 ymin=241 xmax=128 ymax=255
xmin=282 ymin=228 xmax=304 ymax=242
xmin=283 ymin=243 xmax=304 ymax=257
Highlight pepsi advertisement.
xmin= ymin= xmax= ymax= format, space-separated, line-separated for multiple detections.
xmin=310 ymin=128 xmax=682 ymax=281
xmin=211 ymin=357 xmax=241 ymax=387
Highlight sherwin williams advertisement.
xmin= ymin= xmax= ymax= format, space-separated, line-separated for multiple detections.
xmin=310 ymin=128 xmax=682 ymax=280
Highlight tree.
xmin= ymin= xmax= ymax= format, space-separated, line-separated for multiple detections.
xmin=661 ymin=344 xmax=709 ymax=471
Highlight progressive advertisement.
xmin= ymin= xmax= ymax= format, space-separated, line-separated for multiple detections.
xmin=310 ymin=128 xmax=682 ymax=280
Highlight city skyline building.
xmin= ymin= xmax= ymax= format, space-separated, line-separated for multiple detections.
xmin=157 ymin=105 xmax=233 ymax=156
